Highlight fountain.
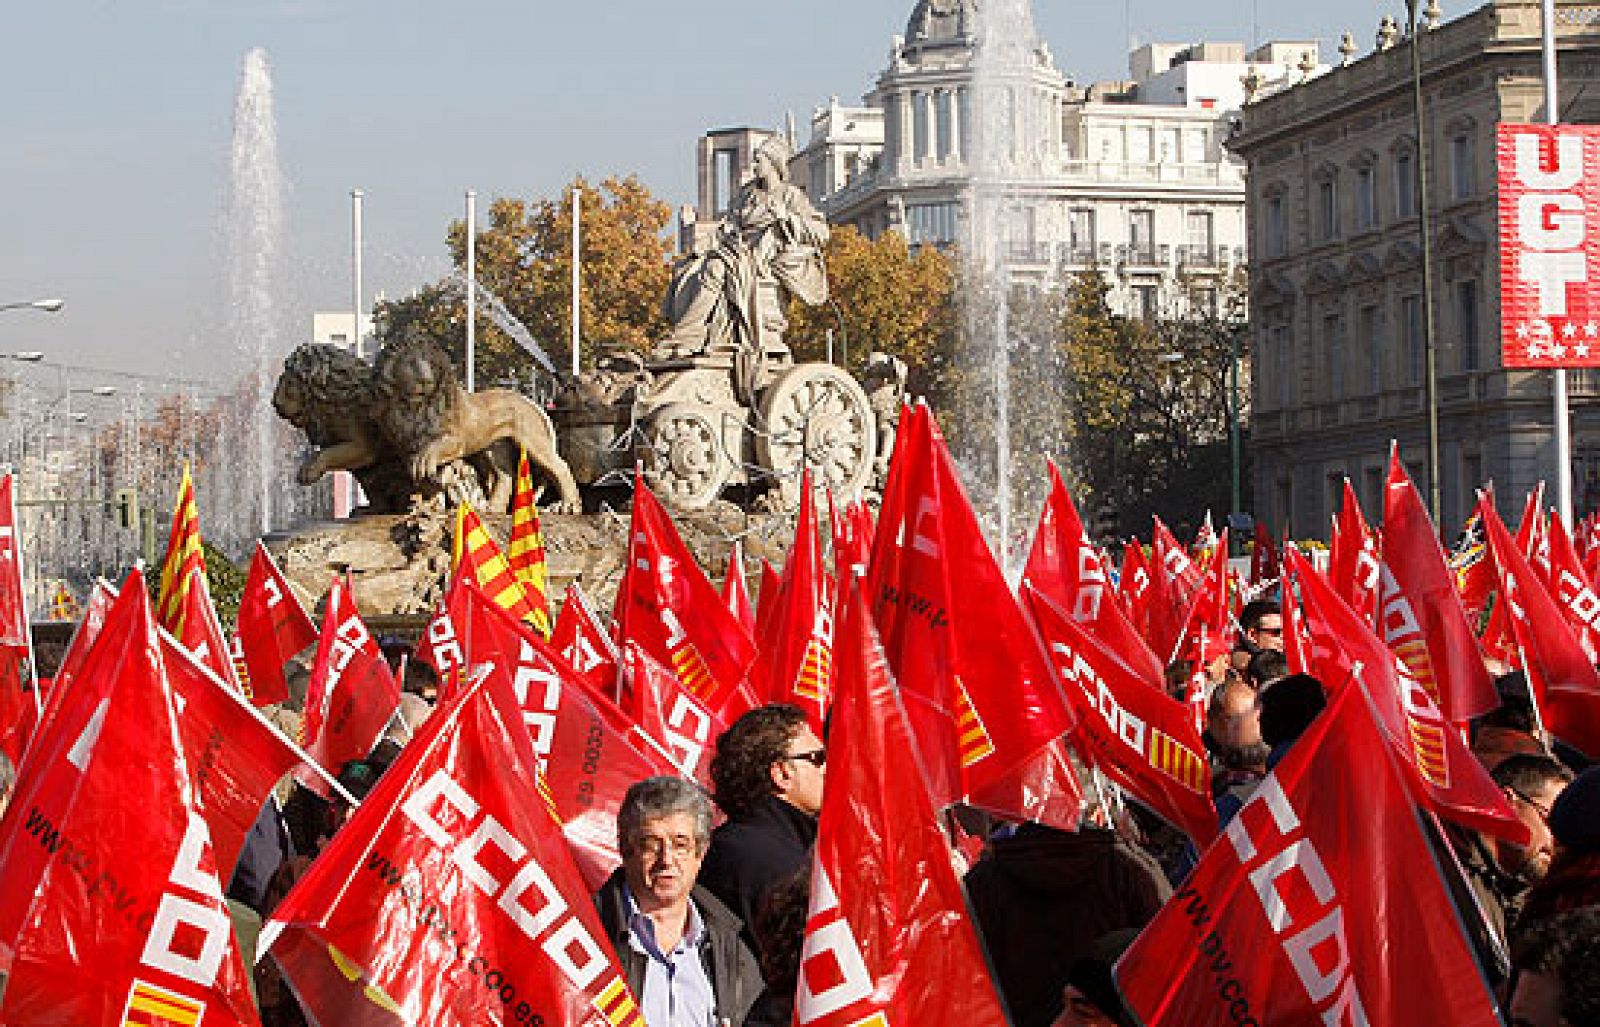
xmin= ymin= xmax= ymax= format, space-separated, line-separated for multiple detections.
xmin=958 ymin=0 xmax=1072 ymax=575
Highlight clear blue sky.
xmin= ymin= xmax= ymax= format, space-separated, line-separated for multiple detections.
xmin=2 ymin=0 xmax=1397 ymax=387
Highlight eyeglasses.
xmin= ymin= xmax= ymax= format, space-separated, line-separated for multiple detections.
xmin=1254 ymin=626 xmax=1284 ymax=637
xmin=784 ymin=748 xmax=827 ymax=768
xmin=633 ymin=835 xmax=701 ymax=859
xmin=1509 ymin=788 xmax=1552 ymax=822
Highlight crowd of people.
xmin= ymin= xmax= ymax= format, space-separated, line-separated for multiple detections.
xmin=141 ymin=591 xmax=1593 ymax=1027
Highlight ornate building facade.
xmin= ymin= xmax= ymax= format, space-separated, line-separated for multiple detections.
xmin=684 ymin=1 xmax=1324 ymax=321
xmin=1229 ymin=0 xmax=1600 ymax=536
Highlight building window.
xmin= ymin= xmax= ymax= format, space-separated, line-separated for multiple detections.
xmin=1186 ymin=210 xmax=1214 ymax=261
xmin=1324 ymin=312 xmax=1346 ymax=400
xmin=1160 ymin=127 xmax=1181 ymax=162
xmin=714 ymin=148 xmax=737 ymax=215
xmin=1401 ymin=294 xmax=1423 ymax=385
xmin=906 ymin=202 xmax=959 ymax=245
xmin=1265 ymin=194 xmax=1286 ymax=257
xmin=1359 ymin=303 xmax=1382 ymax=393
xmin=913 ymin=92 xmax=930 ymax=163
xmin=1394 ymin=147 xmax=1418 ymax=218
xmin=936 ymin=91 xmax=954 ymax=160
xmin=1449 ymin=131 xmax=1476 ymax=201
xmin=1185 ymin=128 xmax=1208 ymax=162
xmin=1129 ymin=125 xmax=1153 ymax=163
xmin=1068 ymin=208 xmax=1095 ymax=260
xmin=1133 ymin=284 xmax=1160 ymax=321
xmin=1457 ymin=279 xmax=1480 ymax=371
xmin=1129 ymin=210 xmax=1155 ymax=262
xmin=1275 ymin=326 xmax=1293 ymax=407
xmin=1194 ymin=287 xmax=1218 ymax=317
xmin=1316 ymin=176 xmax=1339 ymax=241
xmin=1355 ymin=166 xmax=1377 ymax=230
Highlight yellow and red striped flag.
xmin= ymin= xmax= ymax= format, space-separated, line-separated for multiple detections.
xmin=506 ymin=449 xmax=553 ymax=638
xmin=155 ymin=463 xmax=205 ymax=635
xmin=452 ymin=502 xmax=544 ymax=629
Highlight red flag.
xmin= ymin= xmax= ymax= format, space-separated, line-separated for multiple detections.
xmin=1147 ymin=516 xmax=1202 ymax=661
xmin=1118 ymin=538 xmax=1154 ymax=640
xmin=1287 ymin=548 xmax=1528 ymax=842
xmin=161 ymin=629 xmax=303 ymax=883
xmin=0 ymin=475 xmax=31 ymax=764
xmin=618 ymin=641 xmax=727 ymax=789
xmin=155 ymin=463 xmax=206 ymax=636
xmin=1172 ymin=531 xmax=1233 ymax=717
xmin=549 ymin=583 xmax=621 ymax=699
xmin=1328 ymin=479 xmax=1381 ymax=625
xmin=177 ymin=564 xmax=243 ymax=692
xmin=754 ymin=472 xmax=833 ymax=728
xmin=233 ymin=541 xmax=318 ymax=707
xmin=445 ymin=580 xmax=673 ymax=888
xmin=1023 ymin=465 xmax=1162 ymax=684
xmin=866 ymin=403 xmax=1078 ymax=821
xmin=262 ymin=666 xmax=645 ymax=1027
xmin=830 ymin=495 xmax=875 ymax=599
xmin=0 ymin=572 xmax=258 ymax=1025
xmin=1381 ymin=449 xmax=1499 ymax=722
xmin=298 ymin=576 xmax=400 ymax=796
xmin=1249 ymin=520 xmax=1278 ymax=588
xmin=1025 ymin=585 xmax=1217 ymax=845
xmin=720 ymin=540 xmax=757 ymax=638
xmin=1545 ymin=511 xmax=1600 ymax=662
xmin=1115 ymin=679 xmax=1502 ymax=1027
xmin=795 ymin=585 xmax=1007 ymax=1027
xmin=613 ymin=477 xmax=756 ymax=719
xmin=1477 ymin=495 xmax=1600 ymax=758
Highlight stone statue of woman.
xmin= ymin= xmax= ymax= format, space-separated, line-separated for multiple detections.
xmin=659 ymin=135 xmax=830 ymax=361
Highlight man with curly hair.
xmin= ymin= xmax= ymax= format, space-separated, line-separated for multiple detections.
xmin=697 ymin=704 xmax=825 ymax=943
xmin=1510 ymin=906 xmax=1600 ymax=1026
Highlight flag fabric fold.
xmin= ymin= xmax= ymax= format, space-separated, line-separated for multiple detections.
xmin=232 ymin=541 xmax=319 ymax=707
xmin=1114 ymin=679 xmax=1502 ymax=1027
xmin=795 ymin=584 xmax=1008 ymax=1027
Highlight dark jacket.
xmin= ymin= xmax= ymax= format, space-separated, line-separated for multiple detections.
xmin=698 ymin=796 xmax=817 ymax=938
xmin=594 ymin=869 xmax=762 ymax=1027
xmin=965 ymin=823 xmax=1172 ymax=1027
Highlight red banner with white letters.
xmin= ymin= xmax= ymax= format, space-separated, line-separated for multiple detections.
xmin=1498 ymin=123 xmax=1600 ymax=367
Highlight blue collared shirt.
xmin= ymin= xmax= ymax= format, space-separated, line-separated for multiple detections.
xmin=623 ymin=887 xmax=718 ymax=1027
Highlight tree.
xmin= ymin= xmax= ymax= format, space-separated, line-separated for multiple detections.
xmin=783 ymin=227 xmax=957 ymax=399
xmin=373 ymin=175 xmax=676 ymax=386
xmin=1059 ymin=269 xmax=1248 ymax=539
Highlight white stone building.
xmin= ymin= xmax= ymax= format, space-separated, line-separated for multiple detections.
xmin=682 ymin=1 xmax=1327 ymax=320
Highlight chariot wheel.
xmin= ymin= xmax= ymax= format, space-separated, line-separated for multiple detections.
xmin=756 ymin=363 xmax=877 ymax=507
xmin=643 ymin=403 xmax=731 ymax=509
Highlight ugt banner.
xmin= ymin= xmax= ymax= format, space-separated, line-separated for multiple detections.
xmin=1498 ymin=123 xmax=1600 ymax=367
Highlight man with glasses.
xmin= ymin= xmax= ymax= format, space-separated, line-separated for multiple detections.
xmin=1449 ymin=753 xmax=1574 ymax=987
xmin=699 ymin=704 xmax=826 ymax=944
xmin=594 ymin=776 xmax=761 ymax=1027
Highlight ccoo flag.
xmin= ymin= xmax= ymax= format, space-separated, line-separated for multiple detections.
xmin=298 ymin=576 xmax=400 ymax=796
xmin=232 ymin=541 xmax=319 ymax=707
xmin=262 ymin=659 xmax=646 ymax=1027
xmin=1115 ymin=679 xmax=1502 ymax=1027
xmin=795 ymin=584 xmax=1008 ymax=1027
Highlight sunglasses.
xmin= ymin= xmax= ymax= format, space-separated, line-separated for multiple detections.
xmin=785 ymin=748 xmax=827 ymax=768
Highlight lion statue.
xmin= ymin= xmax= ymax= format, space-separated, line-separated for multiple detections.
xmin=274 ymin=334 xmax=584 ymax=515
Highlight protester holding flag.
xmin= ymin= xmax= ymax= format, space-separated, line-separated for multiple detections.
xmin=699 ymin=704 xmax=824 ymax=940
xmin=593 ymin=776 xmax=762 ymax=1027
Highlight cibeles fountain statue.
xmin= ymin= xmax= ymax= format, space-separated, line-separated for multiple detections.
xmin=271 ymin=131 xmax=903 ymax=613
xmin=556 ymin=133 xmax=905 ymax=511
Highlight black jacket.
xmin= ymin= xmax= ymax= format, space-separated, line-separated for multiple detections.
xmin=698 ymin=796 xmax=817 ymax=939
xmin=593 ymin=869 xmax=762 ymax=1027
xmin=965 ymin=824 xmax=1171 ymax=1027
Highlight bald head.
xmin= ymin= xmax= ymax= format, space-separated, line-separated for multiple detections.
xmin=1208 ymin=676 xmax=1266 ymax=768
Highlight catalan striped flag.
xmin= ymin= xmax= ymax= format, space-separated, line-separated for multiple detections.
xmin=155 ymin=464 xmax=205 ymax=635
xmin=506 ymin=449 xmax=553 ymax=638
xmin=121 ymin=979 xmax=204 ymax=1027
xmin=952 ymin=676 xmax=996 ymax=770
xmin=452 ymin=502 xmax=543 ymax=628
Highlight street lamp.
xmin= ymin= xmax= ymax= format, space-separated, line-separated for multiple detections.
xmin=0 ymin=299 xmax=64 ymax=314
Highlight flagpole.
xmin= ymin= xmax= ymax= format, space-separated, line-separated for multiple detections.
xmin=1543 ymin=0 xmax=1574 ymax=526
